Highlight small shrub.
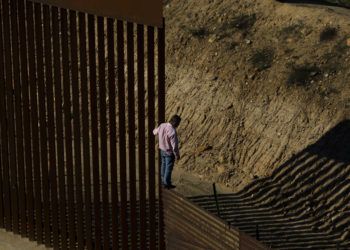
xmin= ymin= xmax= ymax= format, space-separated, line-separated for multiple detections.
xmin=320 ymin=26 xmax=338 ymax=42
xmin=250 ymin=48 xmax=274 ymax=71
xmin=284 ymin=48 xmax=294 ymax=54
xmin=287 ymin=65 xmax=321 ymax=86
xmin=215 ymin=14 xmax=256 ymax=40
xmin=321 ymin=37 xmax=349 ymax=73
xmin=279 ymin=23 xmax=305 ymax=40
xmin=225 ymin=42 xmax=239 ymax=51
xmin=231 ymin=14 xmax=256 ymax=31
xmin=334 ymin=37 xmax=349 ymax=53
xmin=187 ymin=27 xmax=210 ymax=39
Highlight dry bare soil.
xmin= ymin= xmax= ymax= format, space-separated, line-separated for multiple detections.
xmin=164 ymin=0 xmax=350 ymax=248
xmin=165 ymin=0 xmax=350 ymax=191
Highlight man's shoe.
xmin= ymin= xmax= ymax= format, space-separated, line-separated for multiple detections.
xmin=163 ymin=184 xmax=176 ymax=189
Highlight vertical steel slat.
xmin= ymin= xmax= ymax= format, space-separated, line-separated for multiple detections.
xmin=88 ymin=14 xmax=101 ymax=249
xmin=52 ymin=6 xmax=68 ymax=248
xmin=97 ymin=16 xmax=109 ymax=250
xmin=0 ymin=122 xmax=3 ymax=228
xmin=61 ymin=8 xmax=77 ymax=249
xmin=0 ymin=0 xmax=8 ymax=228
xmin=127 ymin=22 xmax=137 ymax=249
xmin=18 ymin=0 xmax=35 ymax=239
xmin=157 ymin=21 xmax=166 ymax=250
xmin=147 ymin=26 xmax=156 ymax=249
xmin=3 ymin=0 xmax=18 ymax=233
xmin=107 ymin=17 xmax=119 ymax=250
xmin=34 ymin=3 xmax=51 ymax=244
xmin=11 ymin=0 xmax=26 ymax=236
xmin=70 ymin=10 xmax=84 ymax=249
xmin=117 ymin=20 xmax=128 ymax=249
xmin=26 ymin=1 xmax=42 ymax=241
xmin=43 ymin=5 xmax=59 ymax=247
xmin=79 ymin=11 xmax=93 ymax=250
xmin=137 ymin=24 xmax=147 ymax=248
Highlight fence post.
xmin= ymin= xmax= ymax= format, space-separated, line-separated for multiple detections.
xmin=213 ymin=183 xmax=221 ymax=218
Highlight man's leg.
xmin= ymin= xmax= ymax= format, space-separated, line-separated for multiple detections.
xmin=161 ymin=151 xmax=166 ymax=185
xmin=164 ymin=154 xmax=175 ymax=186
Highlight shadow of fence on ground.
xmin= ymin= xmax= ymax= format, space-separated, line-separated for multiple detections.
xmin=190 ymin=120 xmax=350 ymax=250
xmin=277 ymin=0 xmax=350 ymax=9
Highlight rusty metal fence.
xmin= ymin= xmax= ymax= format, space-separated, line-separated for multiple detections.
xmin=163 ymin=190 xmax=267 ymax=250
xmin=0 ymin=0 xmax=165 ymax=248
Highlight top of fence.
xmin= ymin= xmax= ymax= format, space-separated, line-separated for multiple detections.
xmin=30 ymin=0 xmax=163 ymax=27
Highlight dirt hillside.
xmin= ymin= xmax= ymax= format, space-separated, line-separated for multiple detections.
xmin=164 ymin=0 xmax=350 ymax=192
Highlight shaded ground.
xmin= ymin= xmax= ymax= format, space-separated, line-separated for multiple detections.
xmin=278 ymin=0 xmax=350 ymax=8
xmin=164 ymin=0 xmax=350 ymax=247
xmin=189 ymin=121 xmax=350 ymax=249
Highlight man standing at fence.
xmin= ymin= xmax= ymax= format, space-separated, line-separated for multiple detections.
xmin=153 ymin=115 xmax=181 ymax=189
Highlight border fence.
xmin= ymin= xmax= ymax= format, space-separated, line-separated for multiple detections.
xmin=0 ymin=0 xmax=270 ymax=249
xmin=163 ymin=190 xmax=267 ymax=250
xmin=0 ymin=0 xmax=165 ymax=248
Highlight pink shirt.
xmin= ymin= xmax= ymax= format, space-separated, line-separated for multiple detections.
xmin=153 ymin=123 xmax=180 ymax=158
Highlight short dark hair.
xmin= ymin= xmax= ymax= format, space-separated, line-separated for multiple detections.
xmin=169 ymin=115 xmax=181 ymax=127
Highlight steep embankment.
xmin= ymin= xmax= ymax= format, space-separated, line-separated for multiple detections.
xmin=164 ymin=0 xmax=350 ymax=191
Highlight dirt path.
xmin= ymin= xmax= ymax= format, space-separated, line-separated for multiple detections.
xmin=172 ymin=167 xmax=233 ymax=197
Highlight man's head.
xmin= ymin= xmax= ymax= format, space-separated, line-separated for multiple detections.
xmin=169 ymin=115 xmax=181 ymax=128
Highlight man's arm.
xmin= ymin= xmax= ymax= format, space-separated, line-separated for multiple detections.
xmin=170 ymin=132 xmax=180 ymax=160
xmin=153 ymin=127 xmax=159 ymax=135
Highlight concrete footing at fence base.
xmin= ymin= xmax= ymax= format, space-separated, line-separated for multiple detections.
xmin=0 ymin=229 xmax=51 ymax=250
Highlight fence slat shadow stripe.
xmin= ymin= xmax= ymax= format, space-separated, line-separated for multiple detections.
xmin=0 ymin=1 xmax=5 ymax=228
xmin=3 ymin=0 xmax=19 ymax=234
xmin=52 ymin=6 xmax=68 ymax=249
xmin=147 ymin=25 xmax=157 ymax=250
xmin=0 ymin=0 xmax=9 ymax=231
xmin=137 ymin=23 xmax=147 ymax=249
xmin=43 ymin=4 xmax=60 ymax=247
xmin=107 ymin=16 xmax=118 ymax=250
xmin=190 ymin=120 xmax=350 ymax=249
xmin=127 ymin=21 xmax=138 ymax=250
xmin=11 ymin=0 xmax=27 ymax=238
xmin=79 ymin=11 xmax=93 ymax=250
xmin=88 ymin=12 xmax=102 ymax=250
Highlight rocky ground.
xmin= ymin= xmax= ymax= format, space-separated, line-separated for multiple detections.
xmin=164 ymin=0 xmax=350 ymax=192
xmin=163 ymin=0 xmax=350 ymax=247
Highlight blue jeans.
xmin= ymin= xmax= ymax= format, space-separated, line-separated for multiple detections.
xmin=161 ymin=150 xmax=175 ymax=186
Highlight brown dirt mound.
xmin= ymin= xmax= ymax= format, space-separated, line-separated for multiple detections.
xmin=164 ymin=0 xmax=350 ymax=192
